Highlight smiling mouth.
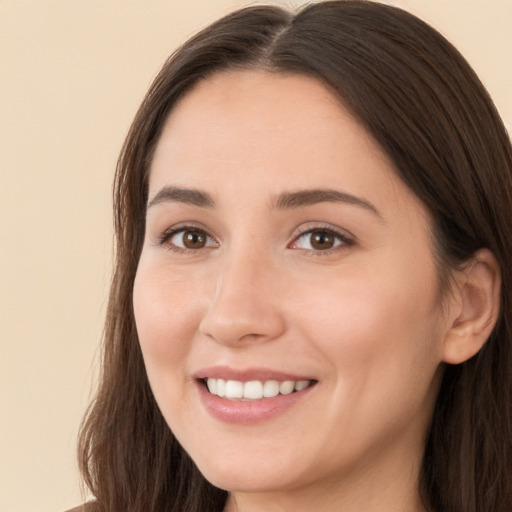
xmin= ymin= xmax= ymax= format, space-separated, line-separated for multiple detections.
xmin=202 ymin=378 xmax=315 ymax=401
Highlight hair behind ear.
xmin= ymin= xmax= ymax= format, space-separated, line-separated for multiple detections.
xmin=423 ymin=247 xmax=510 ymax=511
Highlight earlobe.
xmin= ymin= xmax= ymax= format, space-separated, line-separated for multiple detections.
xmin=442 ymin=249 xmax=501 ymax=365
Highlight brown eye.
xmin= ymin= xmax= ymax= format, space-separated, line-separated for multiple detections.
xmin=310 ymin=230 xmax=336 ymax=250
xmin=292 ymin=228 xmax=347 ymax=251
xmin=169 ymin=228 xmax=216 ymax=250
xmin=183 ymin=230 xmax=206 ymax=249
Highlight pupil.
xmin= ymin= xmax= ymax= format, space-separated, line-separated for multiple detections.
xmin=311 ymin=231 xmax=334 ymax=250
xmin=184 ymin=231 xmax=205 ymax=248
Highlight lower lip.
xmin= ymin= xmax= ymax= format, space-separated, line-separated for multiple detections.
xmin=196 ymin=381 xmax=316 ymax=425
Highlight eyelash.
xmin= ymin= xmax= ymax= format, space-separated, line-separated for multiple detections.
xmin=156 ymin=224 xmax=354 ymax=255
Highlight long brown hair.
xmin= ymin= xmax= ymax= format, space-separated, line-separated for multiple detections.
xmin=78 ymin=2 xmax=512 ymax=511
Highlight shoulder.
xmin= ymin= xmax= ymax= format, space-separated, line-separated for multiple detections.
xmin=64 ymin=502 xmax=96 ymax=512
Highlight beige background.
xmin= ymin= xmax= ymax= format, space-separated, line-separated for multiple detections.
xmin=0 ymin=1 xmax=510 ymax=511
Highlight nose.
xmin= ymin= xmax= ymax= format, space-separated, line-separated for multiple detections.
xmin=198 ymin=251 xmax=286 ymax=347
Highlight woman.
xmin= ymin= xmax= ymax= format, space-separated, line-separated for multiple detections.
xmin=76 ymin=1 xmax=512 ymax=511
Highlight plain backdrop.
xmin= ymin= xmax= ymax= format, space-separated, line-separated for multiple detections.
xmin=0 ymin=1 xmax=510 ymax=511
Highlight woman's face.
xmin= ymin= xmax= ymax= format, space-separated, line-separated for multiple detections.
xmin=134 ymin=71 xmax=449 ymax=502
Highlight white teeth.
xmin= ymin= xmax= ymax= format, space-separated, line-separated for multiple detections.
xmin=206 ymin=378 xmax=217 ymax=394
xmin=225 ymin=380 xmax=244 ymax=399
xmin=263 ymin=380 xmax=280 ymax=398
xmin=216 ymin=379 xmax=226 ymax=397
xmin=295 ymin=380 xmax=310 ymax=391
xmin=279 ymin=381 xmax=295 ymax=395
xmin=205 ymin=378 xmax=312 ymax=400
xmin=243 ymin=380 xmax=263 ymax=399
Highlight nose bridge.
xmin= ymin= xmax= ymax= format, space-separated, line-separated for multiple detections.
xmin=199 ymin=241 xmax=285 ymax=346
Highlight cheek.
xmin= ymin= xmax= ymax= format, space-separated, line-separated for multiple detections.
xmin=294 ymin=270 xmax=444 ymax=456
xmin=133 ymin=260 xmax=202 ymax=370
xmin=296 ymin=261 xmax=444 ymax=389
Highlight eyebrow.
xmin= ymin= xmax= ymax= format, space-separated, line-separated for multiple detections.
xmin=147 ymin=186 xmax=214 ymax=209
xmin=273 ymin=188 xmax=382 ymax=218
xmin=147 ymin=185 xmax=381 ymax=218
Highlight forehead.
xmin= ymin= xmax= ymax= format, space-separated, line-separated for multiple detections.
xmin=149 ymin=70 xmax=428 ymax=223
xmin=154 ymin=71 xmax=368 ymax=167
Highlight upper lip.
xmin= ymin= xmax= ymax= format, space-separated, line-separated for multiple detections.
xmin=194 ymin=366 xmax=316 ymax=382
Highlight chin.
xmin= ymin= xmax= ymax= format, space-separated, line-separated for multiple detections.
xmin=191 ymin=451 xmax=306 ymax=493
xmin=201 ymin=469 xmax=295 ymax=494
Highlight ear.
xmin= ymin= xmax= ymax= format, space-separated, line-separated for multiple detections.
xmin=442 ymin=249 xmax=501 ymax=365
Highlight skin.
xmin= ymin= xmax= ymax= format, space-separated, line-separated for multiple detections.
xmin=133 ymin=70 xmax=480 ymax=511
